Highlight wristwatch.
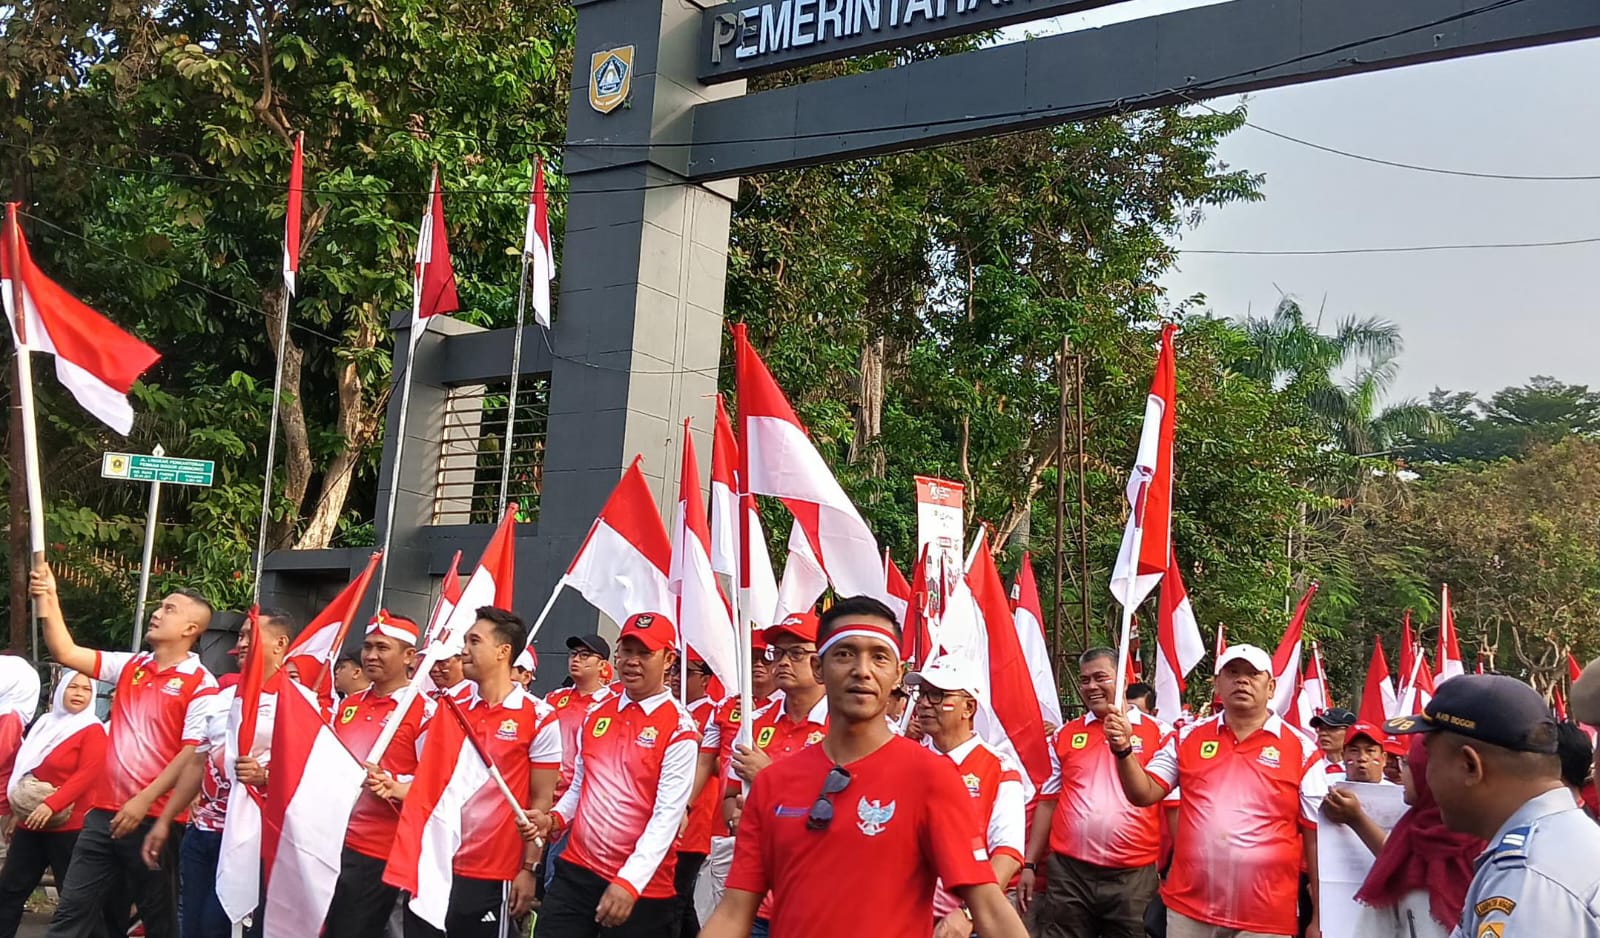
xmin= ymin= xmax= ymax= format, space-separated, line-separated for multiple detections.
xmin=1022 ymin=862 xmax=1037 ymax=872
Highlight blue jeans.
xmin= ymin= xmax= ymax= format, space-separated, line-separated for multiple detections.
xmin=750 ymin=918 xmax=770 ymax=938
xmin=179 ymin=827 xmax=230 ymax=938
xmin=543 ymin=830 xmax=570 ymax=890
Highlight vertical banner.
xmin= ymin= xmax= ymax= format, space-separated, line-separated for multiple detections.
xmin=914 ymin=475 xmax=965 ymax=583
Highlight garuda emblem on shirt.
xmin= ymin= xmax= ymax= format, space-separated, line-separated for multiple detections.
xmin=856 ymin=797 xmax=896 ymax=837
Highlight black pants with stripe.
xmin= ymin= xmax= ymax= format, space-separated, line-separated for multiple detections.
xmin=534 ymin=859 xmax=679 ymax=938
xmin=403 ymin=874 xmax=508 ymax=938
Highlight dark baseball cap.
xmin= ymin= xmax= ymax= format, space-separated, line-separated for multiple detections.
xmin=1384 ymin=674 xmax=1559 ymax=755
xmin=1310 ymin=707 xmax=1357 ymax=729
xmin=566 ymin=633 xmax=611 ymax=659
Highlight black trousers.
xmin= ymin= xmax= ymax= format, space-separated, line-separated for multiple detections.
xmin=47 ymin=809 xmax=180 ymax=938
xmin=0 ymin=827 xmax=79 ymax=938
xmin=323 ymin=847 xmax=400 ymax=938
xmin=403 ymin=874 xmax=508 ymax=938
xmin=673 ymin=852 xmax=706 ymax=938
xmin=534 ymin=859 xmax=678 ymax=938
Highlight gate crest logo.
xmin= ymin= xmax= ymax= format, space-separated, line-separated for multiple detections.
xmin=589 ymin=46 xmax=634 ymax=114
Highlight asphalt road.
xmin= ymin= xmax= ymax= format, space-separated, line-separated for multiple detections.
xmin=17 ymin=910 xmax=48 ymax=936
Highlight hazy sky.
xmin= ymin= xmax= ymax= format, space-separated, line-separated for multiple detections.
xmin=1013 ymin=2 xmax=1600 ymax=404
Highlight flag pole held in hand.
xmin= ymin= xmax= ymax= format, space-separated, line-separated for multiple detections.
xmin=438 ymin=694 xmax=530 ymax=826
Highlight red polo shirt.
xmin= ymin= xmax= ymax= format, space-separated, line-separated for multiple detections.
xmin=1042 ymin=708 xmax=1167 ymax=869
xmin=929 ymin=736 xmax=1027 ymax=917
xmin=332 ymin=685 xmax=432 ymax=861
xmin=678 ymin=696 xmax=720 ymax=855
xmin=545 ymin=684 xmax=615 ymax=798
xmin=1143 ymin=712 xmax=1328 ymax=935
xmin=454 ymin=687 xmax=561 ymax=881
xmin=700 ymin=692 xmax=778 ymax=770
xmin=91 ymin=651 xmax=216 ymax=818
xmin=729 ymin=693 xmax=825 ymax=782
xmin=728 ymin=735 xmax=996 ymax=938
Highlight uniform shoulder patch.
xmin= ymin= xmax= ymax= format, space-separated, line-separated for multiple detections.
xmin=1474 ymin=896 xmax=1516 ymax=917
xmin=1489 ymin=825 xmax=1532 ymax=864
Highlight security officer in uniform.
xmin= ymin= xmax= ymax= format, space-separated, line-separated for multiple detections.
xmin=1388 ymin=673 xmax=1600 ymax=938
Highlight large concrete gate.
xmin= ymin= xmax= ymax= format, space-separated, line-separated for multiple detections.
xmin=263 ymin=0 xmax=1600 ymax=686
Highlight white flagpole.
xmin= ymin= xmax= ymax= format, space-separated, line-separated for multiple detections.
xmin=1112 ymin=522 xmax=1147 ymax=709
xmin=253 ymin=277 xmax=293 ymax=605
xmin=735 ymin=502 xmax=754 ymax=751
xmin=6 ymin=209 xmax=45 ymax=659
xmin=497 ymin=174 xmax=535 ymax=516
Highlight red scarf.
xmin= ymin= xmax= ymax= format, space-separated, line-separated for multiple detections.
xmin=1354 ymin=736 xmax=1485 ymax=929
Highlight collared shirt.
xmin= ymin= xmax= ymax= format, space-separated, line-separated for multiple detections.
xmin=191 ymin=680 xmax=278 ymax=834
xmin=555 ymin=688 xmax=699 ymax=899
xmin=727 ymin=735 xmax=996 ymax=938
xmin=700 ymin=691 xmax=779 ymax=770
xmin=678 ymin=696 xmax=721 ymax=856
xmin=926 ymin=734 xmax=1027 ymax=917
xmin=454 ymin=686 xmax=561 ymax=880
xmin=91 ymin=650 xmax=217 ymax=818
xmin=1452 ymin=787 xmax=1600 ymax=938
xmin=442 ymin=680 xmax=474 ymax=705
xmin=733 ymin=692 xmax=826 ymax=781
xmin=333 ymin=684 xmax=433 ymax=860
xmin=1143 ymin=711 xmax=1328 ymax=935
xmin=1043 ymin=708 xmax=1168 ymax=869
xmin=545 ymin=684 xmax=616 ymax=798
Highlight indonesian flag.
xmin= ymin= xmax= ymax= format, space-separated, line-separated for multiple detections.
xmin=1398 ymin=611 xmax=1418 ymax=703
xmin=1110 ymin=324 xmax=1176 ymax=611
xmin=1154 ymin=553 xmax=1204 ymax=725
xmin=421 ymin=550 xmax=464 ymax=649
xmin=900 ymin=543 xmax=934 ymax=666
xmin=710 ymin=395 xmax=778 ymax=629
xmin=524 ymin=159 xmax=554 ymax=329
xmin=1293 ymin=640 xmax=1331 ymax=729
xmin=543 ymin=459 xmax=672 ymax=640
xmin=1398 ymin=649 xmax=1436 ymax=715
xmin=1009 ymin=553 xmax=1062 ymax=727
xmin=413 ymin=166 xmax=459 ymax=325
xmin=418 ymin=508 xmax=514 ymax=665
xmin=261 ymin=682 xmax=365 ymax=938
xmin=1211 ymin=623 xmax=1227 ymax=713
xmin=383 ymin=698 xmax=491 ymax=929
xmin=1437 ymin=584 xmax=1465 ymax=683
xmin=733 ymin=324 xmax=889 ymax=604
xmin=216 ymin=607 xmax=274 ymax=923
xmin=775 ymin=517 xmax=828 ymax=621
xmin=284 ymin=552 xmax=380 ymax=701
xmin=884 ymin=551 xmax=911 ymax=626
xmin=283 ymin=134 xmax=303 ymax=295
xmin=966 ymin=530 xmax=1051 ymax=791
xmin=1358 ymin=635 xmax=1398 ymax=726
xmin=1269 ymin=583 xmax=1317 ymax=718
xmin=2 ymin=204 xmax=161 ymax=435
xmin=671 ymin=425 xmax=739 ymax=694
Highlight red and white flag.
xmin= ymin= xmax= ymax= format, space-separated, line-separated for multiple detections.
xmin=899 ymin=543 xmax=934 ymax=666
xmin=421 ymin=509 xmax=514 ymax=665
xmin=1293 ymin=640 xmax=1331 ymax=729
xmin=1358 ymin=635 xmax=1398 ymax=727
xmin=966 ymin=530 xmax=1051 ymax=792
xmin=284 ymin=552 xmax=380 ymax=701
xmin=710 ymin=395 xmax=777 ymax=628
xmin=1008 ymin=553 xmax=1061 ymax=726
xmin=413 ymin=167 xmax=459 ymax=326
xmin=260 ymin=682 xmax=365 ymax=938
xmin=1397 ymin=611 xmax=1418 ymax=704
xmin=671 ymin=424 xmax=739 ymax=693
xmin=1397 ymin=648 xmax=1436 ymax=715
xmin=886 ymin=551 xmax=913 ymax=628
xmin=216 ymin=607 xmax=273 ymax=923
xmin=733 ymin=324 xmax=888 ymax=604
xmin=774 ymin=518 xmax=828 ymax=621
xmin=1436 ymin=584 xmax=1465 ymax=683
xmin=421 ymin=550 xmax=464 ymax=649
xmin=543 ymin=459 xmax=672 ymax=640
xmin=1154 ymin=553 xmax=1204 ymax=726
xmin=383 ymin=697 xmax=491 ymax=929
xmin=1270 ymin=583 xmax=1317 ymax=719
xmin=523 ymin=159 xmax=554 ymax=328
xmin=2 ymin=204 xmax=160 ymax=435
xmin=283 ymin=134 xmax=303 ymax=295
xmin=1110 ymin=325 xmax=1176 ymax=611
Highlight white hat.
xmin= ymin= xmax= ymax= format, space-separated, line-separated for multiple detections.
xmin=1214 ymin=643 xmax=1272 ymax=675
xmin=907 ymin=656 xmax=985 ymax=696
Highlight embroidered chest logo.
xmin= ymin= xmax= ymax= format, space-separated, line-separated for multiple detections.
xmin=161 ymin=676 xmax=185 ymax=697
xmin=1199 ymin=740 xmax=1220 ymax=760
xmin=856 ymin=797 xmax=896 ymax=836
xmin=131 ymin=667 xmax=149 ymax=686
xmin=1257 ymin=745 xmax=1281 ymax=769
xmin=496 ymin=718 xmax=519 ymax=741
xmin=556 ymin=695 xmax=570 ymax=709
xmin=339 ymin=705 xmax=359 ymax=725
xmin=730 ymin=706 xmax=742 ymax=723
xmin=592 ymin=717 xmax=612 ymax=738
xmin=1474 ymin=897 xmax=1515 ymax=917
xmin=804 ymin=731 xmax=824 ymax=747
xmin=962 ymin=773 xmax=982 ymax=797
xmin=635 ymin=725 xmax=659 ymax=748
xmin=1130 ymin=736 xmax=1144 ymax=753
xmin=1070 ymin=733 xmax=1088 ymax=750
xmin=757 ymin=726 xmax=776 ymax=749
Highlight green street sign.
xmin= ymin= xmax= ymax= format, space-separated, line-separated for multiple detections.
xmin=101 ymin=452 xmax=215 ymax=487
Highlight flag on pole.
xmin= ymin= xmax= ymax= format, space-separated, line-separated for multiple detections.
xmin=414 ymin=509 xmax=514 ymax=665
xmin=1554 ymin=686 xmax=1569 ymax=722
xmin=1397 ymin=611 xmax=1418 ymax=706
xmin=421 ymin=551 xmax=464 ymax=649
xmin=1010 ymin=553 xmax=1062 ymax=727
xmin=216 ymin=606 xmax=275 ymax=923
xmin=900 ymin=543 xmax=934 ymax=666
xmin=710 ymin=395 xmax=778 ymax=629
xmin=1269 ymin=583 xmax=1317 ymax=718
xmin=965 ymin=529 xmax=1051 ymax=791
xmin=671 ymin=424 xmax=739 ymax=694
xmin=1154 ymin=552 xmax=1204 ymax=725
xmin=885 ymin=551 xmax=913 ymax=627
xmin=1397 ymin=650 xmax=1436 ymax=715
xmin=1109 ymin=324 xmax=1177 ymax=611
xmin=733 ymin=324 xmax=889 ymax=604
xmin=775 ymin=518 xmax=828 ymax=622
xmin=283 ymin=553 xmax=381 ymax=702
xmin=283 ymin=134 xmax=303 ymax=295
xmin=2 ymin=204 xmax=161 ymax=435
xmin=1437 ymin=584 xmax=1465 ymax=683
xmin=1293 ymin=640 xmax=1331 ymax=729
xmin=1358 ymin=635 xmax=1397 ymax=726
xmin=413 ymin=167 xmax=459 ymax=325
xmin=523 ymin=159 xmax=554 ymax=328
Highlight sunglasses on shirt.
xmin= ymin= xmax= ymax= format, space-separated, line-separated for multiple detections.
xmin=806 ymin=766 xmax=852 ymax=831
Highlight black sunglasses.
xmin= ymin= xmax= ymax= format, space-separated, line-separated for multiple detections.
xmin=806 ymin=766 xmax=852 ymax=831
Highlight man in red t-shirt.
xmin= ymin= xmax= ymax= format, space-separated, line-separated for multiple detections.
xmin=701 ymin=596 xmax=1027 ymax=938
xmin=33 ymin=561 xmax=217 ymax=938
xmin=1020 ymin=647 xmax=1168 ymax=938
xmin=322 ymin=612 xmax=431 ymax=938
xmin=545 ymin=633 xmax=615 ymax=800
xmin=528 ymin=611 xmax=699 ymax=938
xmin=1104 ymin=643 xmax=1329 ymax=938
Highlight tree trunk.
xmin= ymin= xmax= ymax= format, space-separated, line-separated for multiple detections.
xmin=293 ymin=320 xmax=380 ymax=550
xmin=262 ymin=281 xmax=312 ymax=548
xmin=848 ymin=335 xmax=886 ymax=478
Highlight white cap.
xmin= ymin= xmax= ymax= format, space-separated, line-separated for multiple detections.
xmin=907 ymin=656 xmax=985 ymax=696
xmin=1214 ymin=643 xmax=1273 ymax=675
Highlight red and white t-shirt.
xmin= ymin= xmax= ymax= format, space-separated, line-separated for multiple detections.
xmin=728 ymin=694 xmax=825 ymax=782
xmin=191 ymin=678 xmax=278 ymax=833
xmin=1041 ymin=708 xmax=1168 ymax=869
xmin=678 ymin=696 xmax=721 ymax=855
xmin=554 ymin=689 xmax=699 ymax=899
xmin=92 ymin=651 xmax=216 ymax=818
xmin=1143 ymin=712 xmax=1329 ymax=935
xmin=332 ymin=685 xmax=433 ymax=861
xmin=545 ymin=684 xmax=615 ymax=798
xmin=454 ymin=686 xmax=561 ymax=881
xmin=728 ymin=735 xmax=997 ymax=938
xmin=699 ymin=691 xmax=779 ymax=771
xmin=927 ymin=735 xmax=1026 ymax=917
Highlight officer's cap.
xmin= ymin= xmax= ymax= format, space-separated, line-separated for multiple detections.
xmin=1384 ymin=674 xmax=1558 ymax=755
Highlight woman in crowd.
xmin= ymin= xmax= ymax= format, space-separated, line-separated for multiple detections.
xmin=0 ymin=671 xmax=107 ymax=938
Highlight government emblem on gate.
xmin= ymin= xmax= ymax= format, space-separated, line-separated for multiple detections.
xmin=589 ymin=46 xmax=633 ymax=113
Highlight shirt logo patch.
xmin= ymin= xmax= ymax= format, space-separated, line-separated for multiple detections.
xmin=1130 ymin=736 xmax=1144 ymax=753
xmin=592 ymin=717 xmax=612 ymax=738
xmin=161 ymin=677 xmax=185 ymax=697
xmin=804 ymin=731 xmax=824 ymax=746
xmin=1258 ymin=745 xmax=1281 ymax=769
xmin=1475 ymin=897 xmax=1516 ymax=917
xmin=757 ymin=726 xmax=776 ymax=749
xmin=131 ymin=667 xmax=149 ymax=686
xmin=496 ymin=718 xmax=519 ymax=741
xmin=1199 ymin=740 xmax=1220 ymax=760
xmin=1478 ymin=923 xmax=1504 ymax=938
xmin=730 ymin=706 xmax=742 ymax=723
xmin=635 ymin=726 xmax=659 ymax=748
xmin=557 ymin=696 xmax=569 ymax=708
xmin=339 ymin=705 xmax=359 ymax=725
xmin=962 ymin=773 xmax=981 ymax=797
xmin=856 ymin=797 xmax=896 ymax=836
xmin=1070 ymin=733 xmax=1088 ymax=750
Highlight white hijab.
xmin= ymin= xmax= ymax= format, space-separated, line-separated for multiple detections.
xmin=8 ymin=671 xmax=104 ymax=804
xmin=0 ymin=656 xmax=41 ymax=723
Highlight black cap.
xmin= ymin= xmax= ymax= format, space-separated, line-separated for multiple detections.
xmin=565 ymin=633 xmax=611 ymax=659
xmin=1310 ymin=707 xmax=1357 ymax=729
xmin=1384 ymin=674 xmax=1559 ymax=755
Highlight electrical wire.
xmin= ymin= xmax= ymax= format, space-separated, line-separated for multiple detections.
xmin=1179 ymin=235 xmax=1600 ymax=256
